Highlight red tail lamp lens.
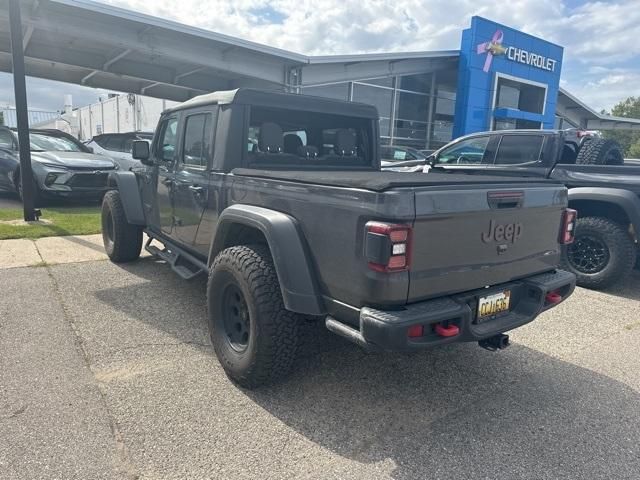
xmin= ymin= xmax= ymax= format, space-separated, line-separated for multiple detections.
xmin=365 ymin=222 xmax=412 ymax=272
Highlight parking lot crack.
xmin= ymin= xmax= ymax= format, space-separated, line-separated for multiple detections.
xmin=43 ymin=264 xmax=140 ymax=480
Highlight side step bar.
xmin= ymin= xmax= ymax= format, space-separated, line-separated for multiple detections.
xmin=144 ymin=233 xmax=207 ymax=280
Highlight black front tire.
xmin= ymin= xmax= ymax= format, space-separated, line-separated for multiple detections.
xmin=207 ymin=244 xmax=301 ymax=389
xmin=561 ymin=216 xmax=636 ymax=289
xmin=575 ymin=138 xmax=624 ymax=166
xmin=101 ymin=190 xmax=143 ymax=263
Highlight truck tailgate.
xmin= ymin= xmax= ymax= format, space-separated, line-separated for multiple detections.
xmin=409 ymin=184 xmax=566 ymax=302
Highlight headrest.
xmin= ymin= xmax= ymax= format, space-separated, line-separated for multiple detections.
xmin=297 ymin=146 xmax=319 ymax=158
xmin=259 ymin=122 xmax=283 ymax=153
xmin=334 ymin=129 xmax=356 ymax=156
xmin=283 ymin=134 xmax=303 ymax=154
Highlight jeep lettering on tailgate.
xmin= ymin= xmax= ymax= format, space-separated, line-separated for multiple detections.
xmin=481 ymin=220 xmax=523 ymax=244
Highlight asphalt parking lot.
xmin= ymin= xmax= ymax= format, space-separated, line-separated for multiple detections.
xmin=1 ymin=258 xmax=639 ymax=479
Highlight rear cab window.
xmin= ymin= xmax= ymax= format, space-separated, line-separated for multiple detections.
xmin=494 ymin=135 xmax=544 ymax=165
xmin=245 ymin=106 xmax=374 ymax=169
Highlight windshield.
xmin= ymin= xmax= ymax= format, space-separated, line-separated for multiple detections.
xmin=30 ymin=133 xmax=85 ymax=152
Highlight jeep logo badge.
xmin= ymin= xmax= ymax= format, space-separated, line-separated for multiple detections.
xmin=481 ymin=220 xmax=523 ymax=244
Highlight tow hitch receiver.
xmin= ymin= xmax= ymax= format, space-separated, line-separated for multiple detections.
xmin=479 ymin=333 xmax=510 ymax=351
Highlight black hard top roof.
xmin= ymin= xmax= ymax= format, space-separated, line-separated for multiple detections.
xmin=164 ymin=88 xmax=379 ymax=119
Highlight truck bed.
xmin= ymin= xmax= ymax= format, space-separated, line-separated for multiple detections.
xmin=232 ymin=168 xmax=556 ymax=192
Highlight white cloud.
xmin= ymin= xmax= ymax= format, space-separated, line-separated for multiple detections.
xmin=1 ymin=0 xmax=639 ymax=113
xmin=100 ymin=0 xmax=640 ymax=111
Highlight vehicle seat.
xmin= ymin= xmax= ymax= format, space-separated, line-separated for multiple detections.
xmin=334 ymin=129 xmax=357 ymax=156
xmin=283 ymin=134 xmax=303 ymax=154
xmin=259 ymin=122 xmax=283 ymax=153
xmin=297 ymin=146 xmax=319 ymax=158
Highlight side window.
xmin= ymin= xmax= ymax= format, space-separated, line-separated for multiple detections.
xmin=437 ymin=136 xmax=490 ymax=164
xmin=182 ymin=113 xmax=213 ymax=167
xmin=0 ymin=130 xmax=14 ymax=149
xmin=494 ymin=135 xmax=544 ymax=165
xmin=105 ymin=136 xmax=125 ymax=152
xmin=155 ymin=117 xmax=178 ymax=162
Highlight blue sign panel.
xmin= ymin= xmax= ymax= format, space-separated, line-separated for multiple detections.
xmin=453 ymin=16 xmax=564 ymax=137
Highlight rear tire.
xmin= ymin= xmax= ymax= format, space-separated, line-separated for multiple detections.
xmin=101 ymin=190 xmax=143 ymax=263
xmin=561 ymin=216 xmax=635 ymax=289
xmin=207 ymin=244 xmax=301 ymax=389
xmin=575 ymin=139 xmax=624 ymax=166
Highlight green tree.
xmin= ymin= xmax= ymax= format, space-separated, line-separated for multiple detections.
xmin=0 ymin=111 xmax=4 ymax=126
xmin=601 ymin=96 xmax=640 ymax=157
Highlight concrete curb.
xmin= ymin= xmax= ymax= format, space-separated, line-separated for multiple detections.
xmin=0 ymin=233 xmax=150 ymax=269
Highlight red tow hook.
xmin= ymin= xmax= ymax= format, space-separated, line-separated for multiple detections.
xmin=545 ymin=291 xmax=563 ymax=305
xmin=434 ymin=323 xmax=460 ymax=338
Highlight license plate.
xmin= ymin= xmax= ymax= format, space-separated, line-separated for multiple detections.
xmin=478 ymin=290 xmax=511 ymax=318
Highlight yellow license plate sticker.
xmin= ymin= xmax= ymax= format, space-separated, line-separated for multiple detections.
xmin=478 ymin=290 xmax=511 ymax=318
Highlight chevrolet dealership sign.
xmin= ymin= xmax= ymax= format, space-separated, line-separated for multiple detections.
xmin=477 ymin=29 xmax=558 ymax=73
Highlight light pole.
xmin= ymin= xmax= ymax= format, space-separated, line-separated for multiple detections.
xmin=9 ymin=0 xmax=37 ymax=221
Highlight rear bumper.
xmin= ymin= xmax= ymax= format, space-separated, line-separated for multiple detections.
xmin=326 ymin=269 xmax=576 ymax=352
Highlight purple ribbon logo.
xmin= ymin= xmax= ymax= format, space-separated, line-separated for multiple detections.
xmin=477 ymin=29 xmax=507 ymax=73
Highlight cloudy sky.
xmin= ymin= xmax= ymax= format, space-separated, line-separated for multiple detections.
xmin=1 ymin=0 xmax=639 ymax=113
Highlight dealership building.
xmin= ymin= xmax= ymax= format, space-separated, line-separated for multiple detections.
xmin=2 ymin=1 xmax=640 ymax=148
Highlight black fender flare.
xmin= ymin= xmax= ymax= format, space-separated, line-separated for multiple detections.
xmin=209 ymin=204 xmax=325 ymax=316
xmin=107 ymin=171 xmax=146 ymax=225
xmin=568 ymin=187 xmax=640 ymax=233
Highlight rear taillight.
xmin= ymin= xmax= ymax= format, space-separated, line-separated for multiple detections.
xmin=560 ymin=208 xmax=577 ymax=244
xmin=365 ymin=221 xmax=412 ymax=272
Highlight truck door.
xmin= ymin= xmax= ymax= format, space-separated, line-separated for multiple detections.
xmin=172 ymin=109 xmax=216 ymax=247
xmin=154 ymin=116 xmax=179 ymax=235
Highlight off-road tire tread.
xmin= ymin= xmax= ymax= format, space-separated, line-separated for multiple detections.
xmin=102 ymin=190 xmax=143 ymax=263
xmin=208 ymin=244 xmax=300 ymax=388
xmin=575 ymin=138 xmax=624 ymax=166
xmin=561 ymin=216 xmax=635 ymax=289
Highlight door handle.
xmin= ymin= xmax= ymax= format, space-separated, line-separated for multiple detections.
xmin=188 ymin=185 xmax=204 ymax=194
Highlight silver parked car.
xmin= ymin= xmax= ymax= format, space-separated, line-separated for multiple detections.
xmin=86 ymin=132 xmax=153 ymax=170
xmin=0 ymin=127 xmax=117 ymax=205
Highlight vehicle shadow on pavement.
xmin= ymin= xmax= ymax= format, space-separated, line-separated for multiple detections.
xmin=95 ymin=259 xmax=640 ymax=479
xmin=593 ymin=269 xmax=640 ymax=301
xmin=246 ymin=342 xmax=640 ymax=479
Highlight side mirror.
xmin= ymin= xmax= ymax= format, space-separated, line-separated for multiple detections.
xmin=428 ymin=154 xmax=437 ymax=166
xmin=132 ymin=140 xmax=152 ymax=165
xmin=86 ymin=146 xmax=94 ymax=153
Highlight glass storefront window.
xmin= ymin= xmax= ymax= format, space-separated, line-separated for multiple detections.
xmin=353 ymin=83 xmax=393 ymax=119
xmin=495 ymin=119 xmax=541 ymax=130
xmin=398 ymin=73 xmax=432 ymax=93
xmin=496 ymin=77 xmax=546 ymax=114
xmin=394 ymin=120 xmax=427 ymax=141
xmin=395 ymin=91 xmax=429 ymax=122
xmin=302 ymin=83 xmax=349 ymax=101
xmin=380 ymin=117 xmax=391 ymax=137
xmin=358 ymin=77 xmax=394 ymax=88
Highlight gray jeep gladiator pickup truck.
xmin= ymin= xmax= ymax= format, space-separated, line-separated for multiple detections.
xmin=101 ymin=89 xmax=576 ymax=388
xmin=428 ymin=129 xmax=639 ymax=289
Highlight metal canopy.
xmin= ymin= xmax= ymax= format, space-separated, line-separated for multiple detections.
xmin=558 ymin=88 xmax=640 ymax=131
xmin=0 ymin=0 xmax=459 ymax=102
xmin=0 ymin=0 xmax=308 ymax=102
